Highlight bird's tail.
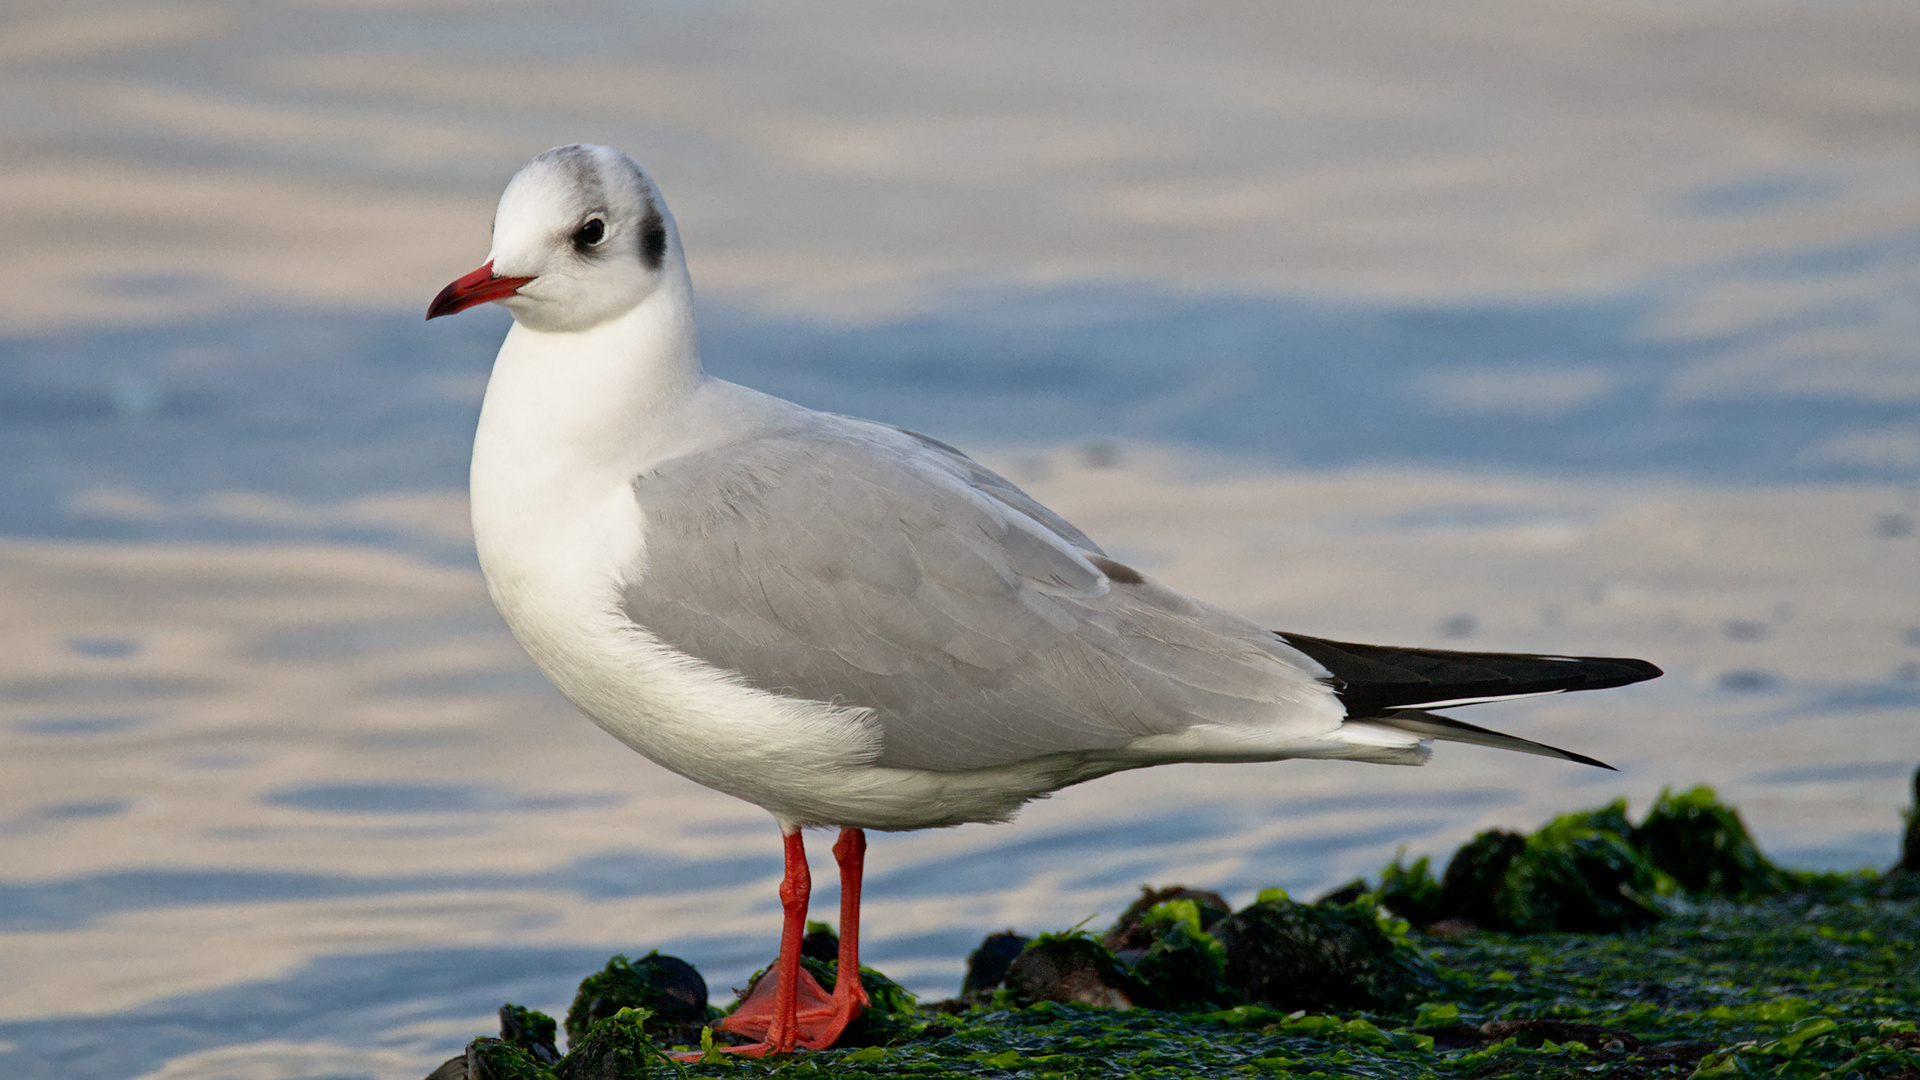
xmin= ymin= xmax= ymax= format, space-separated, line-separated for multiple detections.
xmin=1275 ymin=631 xmax=1662 ymax=770
xmin=1352 ymin=709 xmax=1613 ymax=769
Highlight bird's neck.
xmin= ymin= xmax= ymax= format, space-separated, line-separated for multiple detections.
xmin=469 ymin=271 xmax=706 ymax=612
xmin=480 ymin=272 xmax=705 ymax=472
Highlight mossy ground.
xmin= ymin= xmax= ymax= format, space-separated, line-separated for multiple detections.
xmin=461 ymin=881 xmax=1918 ymax=1080
xmin=453 ymin=785 xmax=1920 ymax=1080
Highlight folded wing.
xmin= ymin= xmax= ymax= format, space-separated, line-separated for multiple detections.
xmin=625 ymin=413 xmax=1341 ymax=772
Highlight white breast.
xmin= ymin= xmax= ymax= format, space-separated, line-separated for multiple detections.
xmin=472 ymin=364 xmax=898 ymax=822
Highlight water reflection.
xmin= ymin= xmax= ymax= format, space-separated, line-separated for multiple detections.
xmin=3 ymin=264 xmax=1917 ymax=559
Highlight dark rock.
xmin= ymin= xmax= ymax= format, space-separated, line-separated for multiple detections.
xmin=1439 ymin=829 xmax=1528 ymax=928
xmin=961 ymin=931 xmax=1031 ymax=995
xmin=1128 ymin=912 xmax=1231 ymax=1011
xmin=424 ymin=1054 xmax=469 ymax=1080
xmin=1497 ymin=814 xmax=1668 ymax=933
xmin=465 ymin=1037 xmax=557 ymax=1080
xmin=1899 ymin=765 xmax=1920 ymax=875
xmin=1103 ymin=886 xmax=1230 ymax=954
xmin=564 ymin=953 xmax=708 ymax=1049
xmin=1434 ymin=807 xmax=1670 ymax=934
xmin=1374 ymin=854 xmax=1445 ymax=927
xmin=799 ymin=926 xmax=840 ymax=963
xmin=1632 ymin=786 xmax=1788 ymax=898
xmin=497 ymin=1004 xmax=560 ymax=1064
xmin=1312 ymin=880 xmax=1370 ymax=907
xmin=1005 ymin=935 xmax=1141 ymax=1009
xmin=1212 ymin=896 xmax=1441 ymax=1014
xmin=1098 ymin=890 xmax=1235 ymax=1009
xmin=554 ymin=1009 xmax=657 ymax=1080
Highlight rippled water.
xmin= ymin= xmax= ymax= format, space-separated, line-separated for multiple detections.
xmin=4 ymin=3 xmax=1919 ymax=1079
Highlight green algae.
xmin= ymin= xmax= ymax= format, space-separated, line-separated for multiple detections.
xmin=1127 ymin=899 xmax=1230 ymax=1010
xmin=1214 ymin=895 xmax=1442 ymax=1014
xmin=1435 ymin=828 xmax=1528 ymax=928
xmin=465 ymin=1036 xmax=564 ymax=1080
xmin=1633 ymin=786 xmax=1792 ymax=899
xmin=1392 ymin=787 xmax=1794 ymax=934
xmin=551 ymin=1008 xmax=661 ymax=1079
xmin=1372 ymin=851 xmax=1445 ymax=927
xmin=445 ymin=785 xmax=1920 ymax=1079
xmin=567 ymin=952 xmax=714 ymax=1047
xmin=469 ymin=889 xmax=1920 ymax=1079
xmin=1004 ymin=931 xmax=1144 ymax=1009
xmin=1497 ymin=811 xmax=1674 ymax=932
xmin=499 ymin=1004 xmax=561 ymax=1064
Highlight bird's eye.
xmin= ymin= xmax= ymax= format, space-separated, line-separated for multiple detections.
xmin=572 ymin=217 xmax=606 ymax=248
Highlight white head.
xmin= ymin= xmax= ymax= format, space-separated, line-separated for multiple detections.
xmin=427 ymin=144 xmax=684 ymax=333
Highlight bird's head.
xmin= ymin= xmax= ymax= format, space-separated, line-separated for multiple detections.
xmin=427 ymin=144 xmax=679 ymax=333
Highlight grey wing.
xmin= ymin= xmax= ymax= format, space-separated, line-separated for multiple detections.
xmin=625 ymin=417 xmax=1336 ymax=772
xmin=883 ymin=425 xmax=1106 ymax=556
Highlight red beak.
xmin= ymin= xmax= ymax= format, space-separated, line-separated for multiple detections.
xmin=426 ymin=261 xmax=535 ymax=320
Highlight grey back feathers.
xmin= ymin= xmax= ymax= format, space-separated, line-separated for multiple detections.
xmin=623 ymin=413 xmax=1337 ymax=772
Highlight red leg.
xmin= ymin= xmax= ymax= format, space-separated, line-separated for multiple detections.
xmin=697 ymin=829 xmax=834 ymax=1056
xmin=797 ymin=827 xmax=869 ymax=1049
xmin=672 ymin=827 xmax=870 ymax=1059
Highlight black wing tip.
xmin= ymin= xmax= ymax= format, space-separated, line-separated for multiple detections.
xmin=1561 ymin=748 xmax=1619 ymax=771
xmin=1383 ymin=709 xmax=1620 ymax=771
xmin=1616 ymin=657 xmax=1664 ymax=684
xmin=1276 ymin=630 xmax=1663 ymax=711
xmin=1563 ymin=655 xmax=1663 ymax=690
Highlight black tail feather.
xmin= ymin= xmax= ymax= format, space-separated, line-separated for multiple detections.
xmin=1363 ymin=710 xmax=1617 ymax=770
xmin=1276 ymin=631 xmax=1662 ymax=717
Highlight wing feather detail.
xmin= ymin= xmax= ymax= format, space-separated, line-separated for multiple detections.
xmin=624 ymin=414 xmax=1336 ymax=772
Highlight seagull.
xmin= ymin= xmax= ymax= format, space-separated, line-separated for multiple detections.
xmin=428 ymin=144 xmax=1661 ymax=1055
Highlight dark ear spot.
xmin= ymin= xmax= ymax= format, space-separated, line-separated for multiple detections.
xmin=1088 ymin=555 xmax=1144 ymax=585
xmin=640 ymin=200 xmax=667 ymax=270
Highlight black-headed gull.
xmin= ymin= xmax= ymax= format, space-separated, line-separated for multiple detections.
xmin=428 ymin=144 xmax=1660 ymax=1055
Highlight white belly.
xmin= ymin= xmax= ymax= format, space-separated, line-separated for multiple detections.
xmin=470 ymin=400 xmax=1076 ymax=830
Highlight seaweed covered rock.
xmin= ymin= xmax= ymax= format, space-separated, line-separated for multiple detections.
xmin=553 ymin=1008 xmax=659 ymax=1080
xmin=960 ymin=931 xmax=1031 ymax=996
xmin=1311 ymin=878 xmax=1371 ymax=906
xmin=1373 ymin=853 xmax=1445 ymax=927
xmin=425 ymin=1008 xmax=564 ymax=1080
xmin=1439 ymin=829 xmax=1529 ymax=929
xmin=1427 ymin=793 xmax=1773 ymax=933
xmin=1122 ymin=897 xmax=1233 ymax=1010
xmin=1632 ymin=786 xmax=1789 ymax=898
xmin=498 ymin=1005 xmax=561 ymax=1064
xmin=448 ymin=1037 xmax=556 ymax=1080
xmin=1496 ymin=806 xmax=1673 ymax=933
xmin=1212 ymin=892 xmax=1441 ymax=1014
xmin=1005 ymin=933 xmax=1142 ymax=1009
xmin=1102 ymin=885 xmax=1230 ymax=956
xmin=1314 ymin=862 xmax=1437 ymax=917
xmin=1890 ymin=764 xmax=1919 ymax=877
xmin=565 ymin=953 xmax=709 ymax=1048
xmin=799 ymin=920 xmax=840 ymax=962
